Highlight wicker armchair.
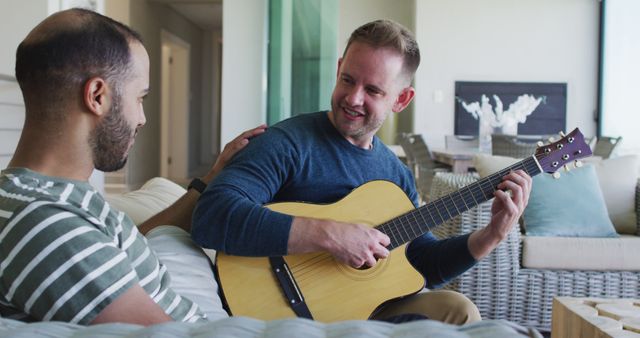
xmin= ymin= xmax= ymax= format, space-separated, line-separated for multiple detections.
xmin=397 ymin=133 xmax=449 ymax=203
xmin=491 ymin=135 xmax=546 ymax=158
xmin=445 ymin=135 xmax=479 ymax=150
xmin=593 ymin=136 xmax=623 ymax=159
xmin=430 ymin=172 xmax=640 ymax=332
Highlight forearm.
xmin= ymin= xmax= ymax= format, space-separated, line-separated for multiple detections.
xmin=467 ymin=225 xmax=507 ymax=260
xmin=406 ymin=233 xmax=476 ymax=289
xmin=137 ymin=188 xmax=200 ymax=235
xmin=139 ymin=168 xmax=222 ymax=235
xmin=287 ymin=217 xmax=333 ymax=254
xmin=192 ymin=184 xmax=292 ymax=255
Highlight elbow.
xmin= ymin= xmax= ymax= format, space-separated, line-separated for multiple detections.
xmin=191 ymin=199 xmax=226 ymax=251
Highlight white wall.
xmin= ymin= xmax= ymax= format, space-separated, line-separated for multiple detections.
xmin=220 ymin=0 xmax=268 ymax=146
xmin=414 ymin=0 xmax=600 ymax=148
xmin=338 ymin=0 xmax=414 ymax=61
xmin=0 ymin=1 xmax=46 ymax=170
xmin=0 ymin=0 xmax=49 ymax=76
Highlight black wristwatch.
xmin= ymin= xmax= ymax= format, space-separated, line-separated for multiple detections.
xmin=187 ymin=178 xmax=207 ymax=194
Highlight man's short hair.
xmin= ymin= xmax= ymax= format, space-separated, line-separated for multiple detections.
xmin=344 ymin=19 xmax=420 ymax=82
xmin=15 ymin=8 xmax=143 ymax=120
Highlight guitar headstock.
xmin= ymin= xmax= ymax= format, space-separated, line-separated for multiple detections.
xmin=534 ymin=128 xmax=592 ymax=175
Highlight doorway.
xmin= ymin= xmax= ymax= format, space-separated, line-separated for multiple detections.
xmin=160 ymin=30 xmax=190 ymax=183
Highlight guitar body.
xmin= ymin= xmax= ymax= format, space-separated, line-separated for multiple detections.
xmin=216 ymin=181 xmax=425 ymax=322
xmin=216 ymin=128 xmax=593 ymax=322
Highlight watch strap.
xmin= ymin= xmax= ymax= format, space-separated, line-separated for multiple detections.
xmin=188 ymin=178 xmax=207 ymax=194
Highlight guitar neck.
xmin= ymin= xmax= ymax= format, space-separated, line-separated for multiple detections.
xmin=377 ymin=156 xmax=542 ymax=250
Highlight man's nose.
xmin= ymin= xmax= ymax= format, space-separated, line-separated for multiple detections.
xmin=345 ymin=86 xmax=365 ymax=106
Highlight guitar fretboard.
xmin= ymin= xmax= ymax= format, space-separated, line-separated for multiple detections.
xmin=376 ymin=156 xmax=542 ymax=250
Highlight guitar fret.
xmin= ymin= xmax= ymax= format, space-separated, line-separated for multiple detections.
xmin=432 ymin=200 xmax=446 ymax=224
xmin=408 ymin=212 xmax=421 ymax=238
xmin=391 ymin=218 xmax=403 ymax=243
xmin=376 ymin=153 xmax=558 ymax=251
xmin=447 ymin=193 xmax=461 ymax=216
xmin=420 ymin=205 xmax=436 ymax=233
xmin=458 ymin=189 xmax=470 ymax=211
xmin=466 ymin=185 xmax=477 ymax=205
xmin=398 ymin=217 xmax=411 ymax=242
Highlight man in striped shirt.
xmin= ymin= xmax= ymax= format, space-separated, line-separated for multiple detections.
xmin=0 ymin=8 xmax=265 ymax=325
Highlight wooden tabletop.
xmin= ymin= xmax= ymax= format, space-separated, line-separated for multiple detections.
xmin=431 ymin=148 xmax=484 ymax=173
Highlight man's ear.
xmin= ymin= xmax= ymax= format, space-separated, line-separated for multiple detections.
xmin=83 ymin=77 xmax=109 ymax=117
xmin=392 ymin=86 xmax=415 ymax=113
xmin=336 ymin=58 xmax=343 ymax=79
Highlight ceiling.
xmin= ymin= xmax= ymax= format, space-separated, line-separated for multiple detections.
xmin=150 ymin=0 xmax=222 ymax=30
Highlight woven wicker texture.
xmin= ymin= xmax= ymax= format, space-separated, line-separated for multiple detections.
xmin=430 ymin=173 xmax=640 ymax=332
xmin=593 ymin=136 xmax=623 ymax=159
xmin=491 ymin=135 xmax=543 ymax=158
xmin=445 ymin=135 xmax=479 ymax=150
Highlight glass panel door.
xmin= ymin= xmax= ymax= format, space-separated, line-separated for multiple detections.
xmin=268 ymin=0 xmax=338 ymax=125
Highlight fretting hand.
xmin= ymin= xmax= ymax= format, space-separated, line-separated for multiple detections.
xmin=468 ymin=169 xmax=532 ymax=260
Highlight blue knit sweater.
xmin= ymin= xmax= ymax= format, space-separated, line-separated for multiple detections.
xmin=192 ymin=112 xmax=476 ymax=288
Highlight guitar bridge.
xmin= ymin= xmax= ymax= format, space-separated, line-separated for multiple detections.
xmin=269 ymin=256 xmax=313 ymax=319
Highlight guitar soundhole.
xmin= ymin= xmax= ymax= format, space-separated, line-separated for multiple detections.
xmin=355 ymin=258 xmax=379 ymax=271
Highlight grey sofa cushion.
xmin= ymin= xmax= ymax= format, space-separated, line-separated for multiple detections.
xmin=0 ymin=316 xmax=541 ymax=337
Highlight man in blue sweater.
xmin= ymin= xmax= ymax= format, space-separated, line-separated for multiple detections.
xmin=192 ymin=20 xmax=531 ymax=323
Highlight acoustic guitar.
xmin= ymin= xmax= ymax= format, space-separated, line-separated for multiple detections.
xmin=215 ymin=128 xmax=592 ymax=322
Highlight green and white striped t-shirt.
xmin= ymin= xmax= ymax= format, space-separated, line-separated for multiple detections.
xmin=0 ymin=168 xmax=206 ymax=324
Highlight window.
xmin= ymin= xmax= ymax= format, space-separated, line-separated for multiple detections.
xmin=599 ymin=0 xmax=640 ymax=154
xmin=267 ymin=0 xmax=338 ymax=125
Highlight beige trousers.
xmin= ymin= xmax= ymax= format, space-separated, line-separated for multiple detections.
xmin=370 ymin=290 xmax=482 ymax=325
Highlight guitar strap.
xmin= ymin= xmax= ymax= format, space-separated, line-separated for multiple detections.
xmin=268 ymin=256 xmax=314 ymax=320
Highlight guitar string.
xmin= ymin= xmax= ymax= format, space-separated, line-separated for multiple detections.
xmin=380 ymin=157 xmax=541 ymax=247
xmin=287 ymin=146 xmax=575 ymax=275
xmin=289 ymin=156 xmax=544 ymax=274
xmin=288 ymin=160 xmax=536 ymax=274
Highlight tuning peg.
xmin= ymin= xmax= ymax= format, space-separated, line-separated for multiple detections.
xmin=559 ymin=131 xmax=566 ymax=137
xmin=574 ymin=160 xmax=583 ymax=168
xmin=548 ymin=136 xmax=556 ymax=143
xmin=564 ymin=165 xmax=571 ymax=172
xmin=537 ymin=141 xmax=544 ymax=147
xmin=553 ymin=172 xmax=561 ymax=179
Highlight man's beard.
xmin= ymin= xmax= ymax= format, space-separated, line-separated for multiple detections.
xmin=89 ymin=90 xmax=135 ymax=172
xmin=330 ymin=100 xmax=386 ymax=140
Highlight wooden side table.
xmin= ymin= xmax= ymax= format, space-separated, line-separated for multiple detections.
xmin=552 ymin=297 xmax=640 ymax=338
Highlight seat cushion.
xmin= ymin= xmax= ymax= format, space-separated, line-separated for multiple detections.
xmin=592 ymin=155 xmax=639 ymax=234
xmin=105 ymin=177 xmax=186 ymax=225
xmin=146 ymin=225 xmax=228 ymax=321
xmin=522 ymin=235 xmax=640 ymax=270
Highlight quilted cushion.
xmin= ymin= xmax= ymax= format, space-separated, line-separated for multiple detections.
xmin=106 ymin=177 xmax=186 ymax=225
xmin=0 ymin=316 xmax=540 ymax=337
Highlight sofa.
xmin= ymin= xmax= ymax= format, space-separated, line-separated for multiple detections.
xmin=429 ymin=154 xmax=640 ymax=332
xmin=0 ymin=177 xmax=542 ymax=337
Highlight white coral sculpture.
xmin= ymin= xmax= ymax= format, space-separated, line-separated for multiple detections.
xmin=457 ymin=94 xmax=545 ymax=130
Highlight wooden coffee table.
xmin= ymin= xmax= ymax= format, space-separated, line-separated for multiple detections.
xmin=552 ymin=297 xmax=640 ymax=338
